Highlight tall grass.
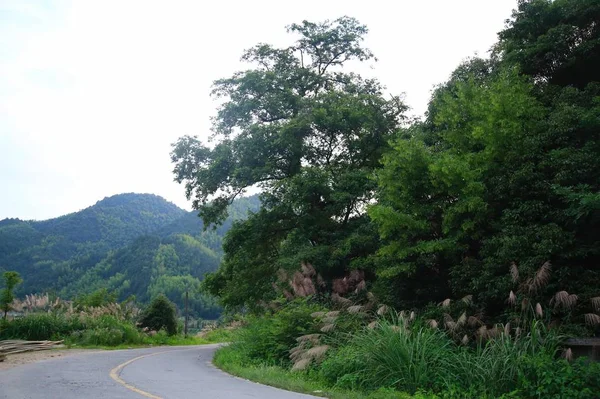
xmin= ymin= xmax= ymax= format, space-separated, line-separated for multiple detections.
xmin=353 ymin=319 xmax=453 ymax=392
xmin=0 ymin=313 xmax=84 ymax=340
xmin=319 ymin=316 xmax=453 ymax=393
xmin=318 ymin=317 xmax=566 ymax=397
xmin=446 ymin=321 xmax=562 ymax=395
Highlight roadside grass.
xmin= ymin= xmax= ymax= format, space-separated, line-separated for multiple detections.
xmin=199 ymin=327 xmax=235 ymax=343
xmin=209 ymin=300 xmax=600 ymax=399
xmin=65 ymin=334 xmax=216 ymax=350
xmin=213 ymin=345 xmax=429 ymax=399
xmin=65 ymin=328 xmax=233 ymax=350
xmin=0 ymin=313 xmax=232 ymax=350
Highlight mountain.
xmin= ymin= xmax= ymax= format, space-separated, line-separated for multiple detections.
xmin=0 ymin=193 xmax=260 ymax=318
xmin=33 ymin=193 xmax=187 ymax=247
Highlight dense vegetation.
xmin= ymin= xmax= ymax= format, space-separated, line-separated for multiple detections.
xmin=171 ymin=0 xmax=600 ymax=397
xmin=0 ymin=193 xmax=260 ymax=318
xmin=139 ymin=294 xmax=178 ymax=336
xmin=0 ymin=292 xmax=227 ymax=347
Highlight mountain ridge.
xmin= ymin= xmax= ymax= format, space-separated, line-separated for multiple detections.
xmin=0 ymin=192 xmax=260 ymax=318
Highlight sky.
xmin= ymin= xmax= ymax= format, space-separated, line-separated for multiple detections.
xmin=0 ymin=0 xmax=517 ymax=221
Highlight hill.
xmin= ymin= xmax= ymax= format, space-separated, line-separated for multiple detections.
xmin=0 ymin=193 xmax=260 ymax=318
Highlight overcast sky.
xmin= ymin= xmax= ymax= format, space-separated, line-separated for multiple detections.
xmin=0 ymin=0 xmax=517 ymax=221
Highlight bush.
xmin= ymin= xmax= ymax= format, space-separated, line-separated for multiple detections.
xmin=319 ymin=344 xmax=365 ymax=389
xmin=0 ymin=312 xmax=148 ymax=346
xmin=139 ymin=294 xmax=178 ymax=336
xmin=233 ymin=299 xmax=324 ymax=365
xmin=67 ymin=315 xmax=146 ymax=346
xmin=73 ymin=288 xmax=117 ymax=308
xmin=317 ymin=317 xmax=575 ymax=398
xmin=504 ymin=356 xmax=600 ymax=399
xmin=329 ymin=319 xmax=453 ymax=393
xmin=0 ymin=313 xmax=84 ymax=340
xmin=367 ymin=388 xmax=436 ymax=399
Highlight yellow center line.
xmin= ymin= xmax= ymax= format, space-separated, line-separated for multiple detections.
xmin=109 ymin=348 xmax=199 ymax=399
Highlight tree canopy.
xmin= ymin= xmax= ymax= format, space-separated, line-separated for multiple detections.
xmin=172 ymin=17 xmax=405 ymax=309
xmin=174 ymin=2 xmax=600 ymax=329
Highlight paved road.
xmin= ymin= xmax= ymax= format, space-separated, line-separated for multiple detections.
xmin=0 ymin=345 xmax=318 ymax=399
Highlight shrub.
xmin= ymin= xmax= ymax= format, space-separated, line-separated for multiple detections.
xmin=0 ymin=312 xmax=148 ymax=346
xmin=319 ymin=344 xmax=364 ymax=389
xmin=139 ymin=294 xmax=178 ymax=335
xmin=367 ymin=388 xmax=437 ymax=399
xmin=233 ymin=299 xmax=323 ymax=365
xmin=0 ymin=313 xmax=83 ymax=340
xmin=73 ymin=288 xmax=117 ymax=309
xmin=70 ymin=315 xmax=146 ymax=346
xmin=504 ymin=356 xmax=600 ymax=399
xmin=71 ymin=328 xmax=125 ymax=346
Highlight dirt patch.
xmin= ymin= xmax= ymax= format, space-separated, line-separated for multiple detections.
xmin=0 ymin=348 xmax=100 ymax=371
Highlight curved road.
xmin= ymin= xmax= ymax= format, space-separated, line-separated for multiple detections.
xmin=0 ymin=345 xmax=317 ymax=399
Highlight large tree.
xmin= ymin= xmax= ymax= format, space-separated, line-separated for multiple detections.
xmin=370 ymin=0 xmax=600 ymax=315
xmin=171 ymin=17 xmax=404 ymax=309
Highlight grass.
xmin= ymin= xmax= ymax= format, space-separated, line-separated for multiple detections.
xmin=210 ymin=304 xmax=588 ymax=399
xmin=213 ymin=344 xmax=428 ymax=399
xmin=199 ymin=327 xmax=236 ymax=343
xmin=1 ymin=313 xmax=233 ymax=349
xmin=67 ymin=327 xmax=234 ymax=349
xmin=66 ymin=334 xmax=217 ymax=350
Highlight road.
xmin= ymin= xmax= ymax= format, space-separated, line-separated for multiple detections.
xmin=0 ymin=344 xmax=318 ymax=399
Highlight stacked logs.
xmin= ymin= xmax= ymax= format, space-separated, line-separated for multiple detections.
xmin=0 ymin=340 xmax=63 ymax=362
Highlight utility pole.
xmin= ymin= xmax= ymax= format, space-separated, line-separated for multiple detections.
xmin=184 ymin=289 xmax=189 ymax=337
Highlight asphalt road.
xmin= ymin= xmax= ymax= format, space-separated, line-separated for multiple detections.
xmin=0 ymin=345 xmax=318 ymax=399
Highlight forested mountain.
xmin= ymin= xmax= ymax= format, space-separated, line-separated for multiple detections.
xmin=0 ymin=193 xmax=260 ymax=318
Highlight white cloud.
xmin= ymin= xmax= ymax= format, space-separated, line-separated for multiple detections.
xmin=0 ymin=0 xmax=516 ymax=220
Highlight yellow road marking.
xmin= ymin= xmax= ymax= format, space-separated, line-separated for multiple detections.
xmin=110 ymin=351 xmax=165 ymax=399
xmin=109 ymin=346 xmax=214 ymax=398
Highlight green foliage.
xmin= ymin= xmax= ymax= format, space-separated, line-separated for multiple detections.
xmin=194 ymin=5 xmax=600 ymax=399
xmin=173 ymin=17 xmax=404 ymax=310
xmin=0 ymin=311 xmax=226 ymax=347
xmin=147 ymin=275 xmax=220 ymax=320
xmin=370 ymin=0 xmax=600 ymax=313
xmin=199 ymin=327 xmax=235 ymax=343
xmin=1 ymin=271 xmax=22 ymax=319
xmin=0 ymin=193 xmax=259 ymax=319
xmin=0 ymin=313 xmax=84 ymax=341
xmin=67 ymin=315 xmax=146 ymax=346
xmin=213 ymin=344 xmax=416 ymax=399
xmin=139 ymin=294 xmax=178 ymax=336
xmin=217 ymin=307 xmax=599 ymax=398
xmin=74 ymin=288 xmax=117 ymax=308
xmin=232 ymin=299 xmax=324 ymax=365
xmin=321 ymin=319 xmax=453 ymax=393
xmin=505 ymin=356 xmax=600 ymax=399
xmin=497 ymin=0 xmax=600 ymax=88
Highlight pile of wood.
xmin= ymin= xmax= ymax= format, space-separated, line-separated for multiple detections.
xmin=0 ymin=340 xmax=63 ymax=362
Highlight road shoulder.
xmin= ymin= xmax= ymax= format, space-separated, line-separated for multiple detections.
xmin=0 ymin=348 xmax=100 ymax=371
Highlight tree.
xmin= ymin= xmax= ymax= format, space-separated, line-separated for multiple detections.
xmin=496 ymin=0 xmax=600 ymax=88
xmin=1 ymin=271 xmax=22 ymax=320
xmin=139 ymin=294 xmax=178 ymax=335
xmin=172 ymin=17 xmax=404 ymax=309
xmin=370 ymin=0 xmax=600 ymax=314
xmin=370 ymin=66 xmax=547 ymax=310
xmin=73 ymin=288 xmax=117 ymax=309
